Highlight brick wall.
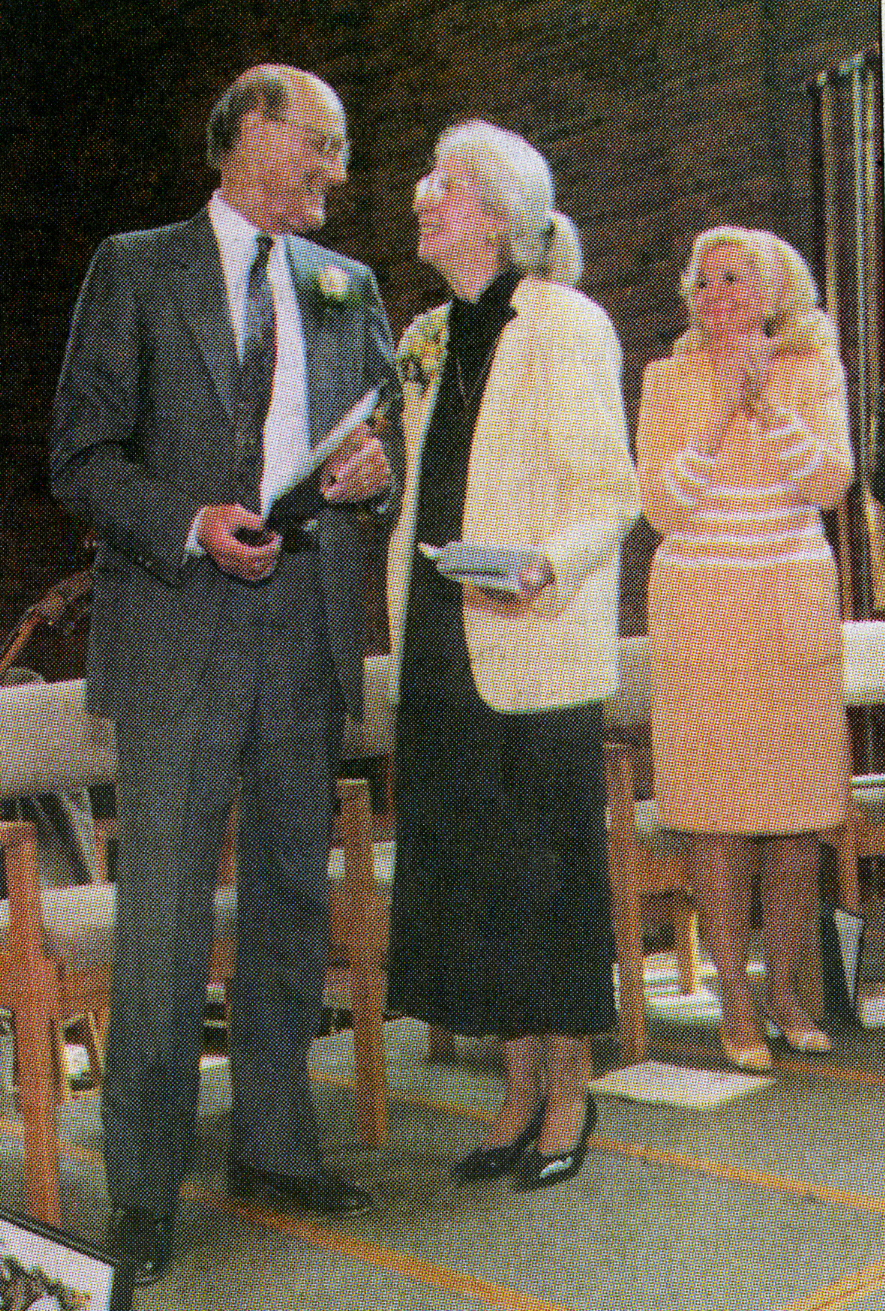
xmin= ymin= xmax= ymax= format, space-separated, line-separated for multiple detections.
xmin=1 ymin=0 xmax=878 ymax=669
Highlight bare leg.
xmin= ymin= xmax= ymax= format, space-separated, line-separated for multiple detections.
xmin=484 ymin=1035 xmax=546 ymax=1145
xmin=690 ymin=834 xmax=767 ymax=1054
xmin=760 ymin=833 xmax=828 ymax=1046
xmin=536 ymin=1034 xmax=592 ymax=1155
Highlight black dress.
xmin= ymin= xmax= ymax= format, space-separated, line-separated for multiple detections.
xmin=386 ymin=268 xmax=617 ymax=1039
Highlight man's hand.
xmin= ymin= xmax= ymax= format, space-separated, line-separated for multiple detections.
xmin=196 ymin=504 xmax=281 ymax=580
xmin=320 ymin=421 xmax=392 ymax=503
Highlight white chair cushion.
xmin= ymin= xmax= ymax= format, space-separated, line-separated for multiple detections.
xmin=0 ymin=886 xmax=238 ymax=973
xmin=852 ymin=780 xmax=885 ymax=826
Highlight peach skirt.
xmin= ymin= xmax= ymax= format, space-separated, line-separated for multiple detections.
xmin=647 ymin=552 xmax=849 ymax=834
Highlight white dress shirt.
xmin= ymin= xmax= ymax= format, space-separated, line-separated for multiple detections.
xmin=188 ymin=193 xmax=312 ymax=551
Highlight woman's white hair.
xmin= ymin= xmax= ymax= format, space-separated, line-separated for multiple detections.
xmin=434 ymin=120 xmax=583 ymax=286
xmin=675 ymin=224 xmax=838 ymax=355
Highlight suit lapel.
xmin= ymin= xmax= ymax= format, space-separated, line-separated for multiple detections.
xmin=165 ymin=210 xmax=240 ymax=421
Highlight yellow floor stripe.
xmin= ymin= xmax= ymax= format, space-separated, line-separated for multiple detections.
xmin=588 ymin=1133 xmax=885 ymax=1214
xmin=775 ymin=1261 xmax=885 ymax=1309
xmin=10 ymin=1076 xmax=885 ymax=1220
xmin=6 ymin=1112 xmax=885 ymax=1310
xmin=313 ymin=1076 xmax=885 ymax=1215
xmin=187 ymin=1185 xmax=575 ymax=1311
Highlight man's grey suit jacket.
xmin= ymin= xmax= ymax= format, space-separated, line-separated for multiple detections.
xmin=50 ymin=208 xmax=402 ymax=720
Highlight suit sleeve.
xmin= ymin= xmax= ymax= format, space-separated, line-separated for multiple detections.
xmin=354 ymin=266 xmax=404 ymax=524
xmin=49 ymin=237 xmax=202 ymax=584
xmin=532 ymin=304 xmax=640 ymax=617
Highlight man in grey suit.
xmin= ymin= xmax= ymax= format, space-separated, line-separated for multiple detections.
xmin=50 ymin=65 xmax=402 ymax=1282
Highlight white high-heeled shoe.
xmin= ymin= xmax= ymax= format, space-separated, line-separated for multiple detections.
xmin=719 ymin=1026 xmax=773 ymax=1072
xmin=763 ymin=1006 xmax=831 ymax=1054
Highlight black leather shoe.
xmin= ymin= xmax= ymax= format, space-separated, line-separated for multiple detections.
xmin=512 ymin=1094 xmax=598 ymax=1191
xmin=227 ymin=1161 xmax=373 ymax=1215
xmin=451 ymin=1097 xmax=547 ymax=1182
xmin=107 ymin=1207 xmax=173 ymax=1286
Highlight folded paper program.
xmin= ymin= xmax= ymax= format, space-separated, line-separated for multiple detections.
xmin=265 ymin=387 xmax=381 ymax=526
xmin=418 ymin=540 xmax=539 ymax=593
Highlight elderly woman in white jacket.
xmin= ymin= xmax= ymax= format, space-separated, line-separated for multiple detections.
xmin=386 ymin=120 xmax=639 ymax=1191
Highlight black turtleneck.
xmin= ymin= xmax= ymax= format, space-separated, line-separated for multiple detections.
xmin=410 ymin=265 xmax=520 ymax=549
xmin=447 ymin=265 xmax=521 ymax=412
xmin=400 ymin=265 xmax=521 ymax=697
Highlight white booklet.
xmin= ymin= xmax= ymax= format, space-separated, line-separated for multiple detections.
xmin=418 ymin=540 xmax=539 ymax=593
xmin=265 ymin=386 xmax=381 ymax=525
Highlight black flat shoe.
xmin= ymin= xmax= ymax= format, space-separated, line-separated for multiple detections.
xmin=107 ymin=1207 xmax=174 ymax=1286
xmin=512 ymin=1094 xmax=598 ymax=1191
xmin=227 ymin=1161 xmax=374 ymax=1215
xmin=451 ymin=1097 xmax=547 ymax=1182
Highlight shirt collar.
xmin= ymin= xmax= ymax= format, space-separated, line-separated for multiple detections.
xmin=208 ymin=190 xmax=281 ymax=283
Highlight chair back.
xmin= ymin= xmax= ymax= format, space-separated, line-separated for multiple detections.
xmin=843 ymin=620 xmax=885 ymax=706
xmin=0 ymin=678 xmax=116 ymax=799
xmin=603 ymin=636 xmax=652 ymax=732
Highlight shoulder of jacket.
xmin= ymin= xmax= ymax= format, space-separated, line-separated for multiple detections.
xmin=287 ymin=235 xmax=372 ymax=279
xmin=512 ymin=276 xmax=612 ymax=326
xmin=108 ymin=212 xmax=205 ymax=252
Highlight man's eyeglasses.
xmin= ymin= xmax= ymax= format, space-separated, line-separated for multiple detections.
xmin=270 ymin=118 xmax=351 ymax=167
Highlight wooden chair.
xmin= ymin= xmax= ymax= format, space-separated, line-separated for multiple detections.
xmin=606 ymin=623 xmax=885 ymax=1063
xmin=0 ymin=672 xmax=391 ymax=1225
xmin=603 ymin=637 xmax=699 ymax=1065
xmin=825 ymin=620 xmax=885 ymax=919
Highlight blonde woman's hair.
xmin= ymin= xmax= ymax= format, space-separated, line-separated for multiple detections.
xmin=434 ymin=119 xmax=583 ymax=286
xmin=674 ymin=224 xmax=839 ymax=356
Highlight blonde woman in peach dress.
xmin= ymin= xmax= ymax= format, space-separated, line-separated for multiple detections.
xmin=637 ymin=226 xmax=853 ymax=1070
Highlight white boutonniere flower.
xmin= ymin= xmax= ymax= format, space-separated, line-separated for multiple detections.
xmin=316 ymin=264 xmax=351 ymax=302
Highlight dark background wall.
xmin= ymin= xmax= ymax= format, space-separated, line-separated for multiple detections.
xmin=0 ymin=0 xmax=879 ymax=673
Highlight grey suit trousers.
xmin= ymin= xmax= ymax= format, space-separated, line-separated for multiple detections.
xmin=101 ymin=550 xmax=346 ymax=1216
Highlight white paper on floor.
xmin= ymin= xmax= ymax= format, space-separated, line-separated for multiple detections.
xmin=589 ymin=1061 xmax=773 ymax=1107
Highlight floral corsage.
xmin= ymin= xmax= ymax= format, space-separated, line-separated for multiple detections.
xmin=396 ymin=305 xmax=450 ymax=393
xmin=314 ymin=263 xmax=356 ymax=304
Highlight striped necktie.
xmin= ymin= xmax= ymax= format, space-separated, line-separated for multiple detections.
xmin=234 ymin=232 xmax=277 ymax=510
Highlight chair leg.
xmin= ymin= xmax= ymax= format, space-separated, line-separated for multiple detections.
xmin=613 ymin=913 xmax=647 ymax=1066
xmin=831 ymin=818 xmax=861 ymax=915
xmin=336 ymin=777 xmax=388 ymax=1146
xmin=675 ymin=900 xmax=701 ymax=996
xmin=4 ymin=827 xmax=63 ymax=1223
xmin=604 ymin=744 xmax=649 ymax=1065
xmin=350 ymin=972 xmax=388 ymax=1146
xmin=15 ymin=995 xmax=63 ymax=1224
